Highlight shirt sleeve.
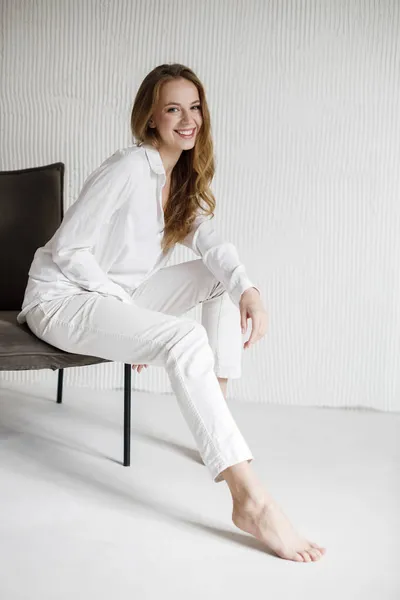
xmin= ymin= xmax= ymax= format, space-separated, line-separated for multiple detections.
xmin=179 ymin=213 xmax=261 ymax=307
xmin=51 ymin=153 xmax=135 ymax=304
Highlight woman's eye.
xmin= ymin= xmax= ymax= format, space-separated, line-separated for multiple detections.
xmin=167 ymin=105 xmax=201 ymax=112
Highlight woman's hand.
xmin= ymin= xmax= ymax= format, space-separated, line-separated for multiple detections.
xmin=132 ymin=287 xmax=266 ymax=367
xmin=132 ymin=364 xmax=148 ymax=373
xmin=239 ymin=288 xmax=268 ymax=350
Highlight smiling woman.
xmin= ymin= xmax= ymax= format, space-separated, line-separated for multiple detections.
xmin=17 ymin=62 xmax=325 ymax=563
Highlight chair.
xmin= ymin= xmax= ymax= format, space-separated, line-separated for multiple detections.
xmin=0 ymin=162 xmax=133 ymax=466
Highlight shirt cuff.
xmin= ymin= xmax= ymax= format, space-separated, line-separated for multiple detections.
xmin=230 ymin=279 xmax=261 ymax=306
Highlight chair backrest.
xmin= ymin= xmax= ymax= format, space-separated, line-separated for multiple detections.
xmin=0 ymin=162 xmax=64 ymax=310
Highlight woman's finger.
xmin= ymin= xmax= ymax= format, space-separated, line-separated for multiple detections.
xmin=132 ymin=364 xmax=149 ymax=372
xmin=243 ymin=312 xmax=267 ymax=349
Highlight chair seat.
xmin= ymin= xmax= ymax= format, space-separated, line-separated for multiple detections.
xmin=0 ymin=311 xmax=109 ymax=371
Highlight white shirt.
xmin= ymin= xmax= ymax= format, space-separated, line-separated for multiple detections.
xmin=17 ymin=143 xmax=260 ymax=324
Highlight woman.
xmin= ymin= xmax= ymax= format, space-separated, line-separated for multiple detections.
xmin=18 ymin=63 xmax=325 ymax=562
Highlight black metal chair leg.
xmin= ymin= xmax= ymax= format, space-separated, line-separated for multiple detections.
xmin=56 ymin=364 xmax=131 ymax=466
xmin=57 ymin=369 xmax=64 ymax=404
xmin=123 ymin=363 xmax=131 ymax=466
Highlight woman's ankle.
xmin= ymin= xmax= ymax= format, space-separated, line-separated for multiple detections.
xmin=221 ymin=461 xmax=268 ymax=505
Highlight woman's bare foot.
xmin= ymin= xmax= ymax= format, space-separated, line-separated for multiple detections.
xmin=232 ymin=494 xmax=326 ymax=562
xmin=221 ymin=462 xmax=326 ymax=562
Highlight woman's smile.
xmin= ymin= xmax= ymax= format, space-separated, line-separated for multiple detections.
xmin=174 ymin=127 xmax=196 ymax=139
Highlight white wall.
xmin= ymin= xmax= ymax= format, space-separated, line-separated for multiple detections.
xmin=1 ymin=0 xmax=399 ymax=411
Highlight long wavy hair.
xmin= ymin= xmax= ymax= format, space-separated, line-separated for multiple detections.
xmin=130 ymin=63 xmax=216 ymax=253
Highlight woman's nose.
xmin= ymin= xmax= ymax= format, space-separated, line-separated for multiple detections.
xmin=179 ymin=110 xmax=195 ymax=123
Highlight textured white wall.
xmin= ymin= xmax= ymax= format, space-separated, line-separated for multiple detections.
xmin=1 ymin=0 xmax=399 ymax=411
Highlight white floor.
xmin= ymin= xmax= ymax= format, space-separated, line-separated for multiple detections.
xmin=0 ymin=381 xmax=399 ymax=600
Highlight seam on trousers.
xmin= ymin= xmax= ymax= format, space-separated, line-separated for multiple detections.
xmin=168 ymin=345 xmax=223 ymax=461
xmin=41 ymin=316 xmax=163 ymax=350
xmin=215 ymin=291 xmax=224 ymax=374
xmin=202 ymin=281 xmax=225 ymax=377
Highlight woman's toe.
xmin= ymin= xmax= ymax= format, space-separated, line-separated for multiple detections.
xmin=307 ymin=548 xmax=321 ymax=561
xmin=295 ymin=552 xmax=304 ymax=562
xmin=300 ymin=550 xmax=312 ymax=562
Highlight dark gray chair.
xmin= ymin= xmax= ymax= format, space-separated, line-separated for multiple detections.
xmin=0 ymin=162 xmax=132 ymax=466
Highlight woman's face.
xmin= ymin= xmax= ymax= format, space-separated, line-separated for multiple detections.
xmin=149 ymin=78 xmax=203 ymax=151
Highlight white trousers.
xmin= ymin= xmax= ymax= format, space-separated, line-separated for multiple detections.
xmin=25 ymin=259 xmax=254 ymax=483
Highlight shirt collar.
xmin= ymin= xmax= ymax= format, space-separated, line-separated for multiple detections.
xmin=143 ymin=143 xmax=166 ymax=177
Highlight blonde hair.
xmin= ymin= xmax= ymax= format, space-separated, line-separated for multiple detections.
xmin=130 ymin=63 xmax=216 ymax=253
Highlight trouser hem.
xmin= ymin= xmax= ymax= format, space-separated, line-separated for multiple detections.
xmin=208 ymin=452 xmax=254 ymax=483
xmin=214 ymin=366 xmax=242 ymax=379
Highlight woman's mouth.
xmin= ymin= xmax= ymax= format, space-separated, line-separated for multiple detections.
xmin=174 ymin=128 xmax=196 ymax=139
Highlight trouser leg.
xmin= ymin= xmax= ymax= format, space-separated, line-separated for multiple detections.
xmin=131 ymin=259 xmax=243 ymax=378
xmin=25 ymin=264 xmax=252 ymax=483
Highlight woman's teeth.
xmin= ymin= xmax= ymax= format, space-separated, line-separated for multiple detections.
xmin=175 ymin=128 xmax=195 ymax=138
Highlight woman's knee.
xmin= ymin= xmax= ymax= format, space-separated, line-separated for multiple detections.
xmin=189 ymin=259 xmax=226 ymax=300
xmin=164 ymin=320 xmax=215 ymax=377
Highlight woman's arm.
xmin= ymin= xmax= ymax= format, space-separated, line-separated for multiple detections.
xmin=179 ymin=214 xmax=261 ymax=307
xmin=51 ymin=153 xmax=137 ymax=303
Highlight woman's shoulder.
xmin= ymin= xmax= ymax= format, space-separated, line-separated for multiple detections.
xmin=101 ymin=143 xmax=148 ymax=175
xmin=77 ymin=144 xmax=150 ymax=203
